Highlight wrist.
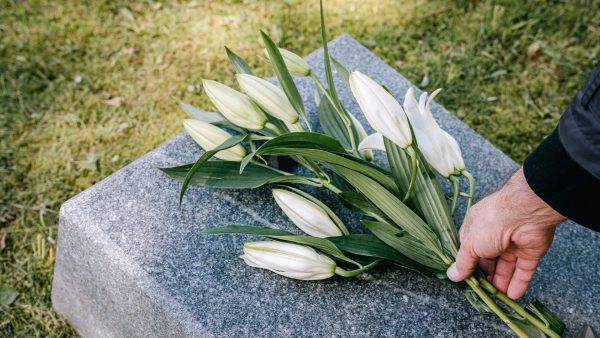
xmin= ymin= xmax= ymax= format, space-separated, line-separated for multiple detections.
xmin=499 ymin=167 xmax=566 ymax=231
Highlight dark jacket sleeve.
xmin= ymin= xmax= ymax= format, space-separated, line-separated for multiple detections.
xmin=523 ymin=62 xmax=600 ymax=231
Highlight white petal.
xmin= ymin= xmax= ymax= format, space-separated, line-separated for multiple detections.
xmin=358 ymin=133 xmax=385 ymax=152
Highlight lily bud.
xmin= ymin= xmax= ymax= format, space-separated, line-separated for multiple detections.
xmin=403 ymin=88 xmax=465 ymax=177
xmin=202 ymin=80 xmax=267 ymax=129
xmin=240 ymin=241 xmax=336 ymax=280
xmin=183 ymin=119 xmax=246 ymax=161
xmin=349 ymin=71 xmax=412 ymax=149
xmin=263 ymin=48 xmax=311 ymax=76
xmin=236 ymin=74 xmax=299 ymax=123
xmin=272 ymin=189 xmax=344 ymax=238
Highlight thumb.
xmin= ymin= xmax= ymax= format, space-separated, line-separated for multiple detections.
xmin=447 ymin=244 xmax=479 ymax=282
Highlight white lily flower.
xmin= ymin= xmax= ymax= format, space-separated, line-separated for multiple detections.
xmin=358 ymin=132 xmax=385 ymax=152
xmin=441 ymin=129 xmax=466 ymax=171
xmin=202 ymin=80 xmax=267 ymax=129
xmin=348 ymin=71 xmax=412 ymax=149
xmin=272 ymin=189 xmax=344 ymax=238
xmin=240 ymin=241 xmax=336 ymax=280
xmin=236 ymin=74 xmax=299 ymax=123
xmin=183 ymin=119 xmax=246 ymax=161
xmin=403 ymin=88 xmax=465 ymax=177
xmin=263 ymin=48 xmax=311 ymax=76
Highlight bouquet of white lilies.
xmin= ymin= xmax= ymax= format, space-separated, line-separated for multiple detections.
xmin=161 ymin=2 xmax=564 ymax=337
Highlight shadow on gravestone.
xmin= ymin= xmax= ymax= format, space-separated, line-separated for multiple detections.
xmin=52 ymin=34 xmax=600 ymax=338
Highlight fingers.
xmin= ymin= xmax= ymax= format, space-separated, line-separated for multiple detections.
xmin=506 ymin=258 xmax=538 ymax=299
xmin=492 ymin=252 xmax=517 ymax=293
xmin=479 ymin=258 xmax=497 ymax=281
xmin=447 ymin=245 xmax=479 ymax=282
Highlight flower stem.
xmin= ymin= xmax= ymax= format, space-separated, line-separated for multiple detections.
xmin=464 ymin=277 xmax=529 ymax=338
xmin=478 ymin=278 xmax=560 ymax=338
xmin=449 ymin=175 xmax=460 ymax=214
xmin=335 ymin=258 xmax=383 ymax=277
xmin=402 ymin=146 xmax=417 ymax=202
xmin=462 ymin=170 xmax=475 ymax=209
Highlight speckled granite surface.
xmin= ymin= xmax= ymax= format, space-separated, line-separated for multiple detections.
xmin=52 ymin=35 xmax=600 ymax=338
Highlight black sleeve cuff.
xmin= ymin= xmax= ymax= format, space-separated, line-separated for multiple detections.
xmin=523 ymin=128 xmax=600 ymax=231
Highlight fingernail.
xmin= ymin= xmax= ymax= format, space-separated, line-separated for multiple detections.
xmin=447 ymin=263 xmax=459 ymax=280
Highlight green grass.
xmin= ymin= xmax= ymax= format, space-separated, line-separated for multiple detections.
xmin=1 ymin=0 xmax=598 ymax=335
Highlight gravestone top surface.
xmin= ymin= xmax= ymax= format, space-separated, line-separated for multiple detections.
xmin=52 ymin=34 xmax=600 ymax=337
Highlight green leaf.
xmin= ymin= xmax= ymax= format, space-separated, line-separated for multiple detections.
xmin=255 ymin=132 xmax=347 ymax=155
xmin=160 ymin=161 xmax=284 ymax=189
xmin=329 ymin=164 xmax=444 ymax=256
xmin=510 ymin=320 xmax=547 ymax=338
xmin=0 ymin=285 xmax=18 ymax=306
xmin=225 ymin=47 xmax=253 ymax=75
xmin=260 ymin=31 xmax=306 ymax=121
xmin=200 ymin=225 xmax=361 ymax=267
xmin=328 ymin=234 xmax=434 ymax=273
xmin=384 ymin=138 xmax=459 ymax=257
xmin=177 ymin=99 xmax=226 ymax=123
xmin=266 ymin=175 xmax=317 ymax=186
xmin=331 ymin=172 xmax=356 ymax=193
xmin=361 ymin=220 xmax=447 ymax=270
xmin=337 ymin=192 xmax=383 ymax=219
xmin=258 ymin=147 xmax=398 ymax=194
xmin=239 ymin=151 xmax=256 ymax=174
xmin=178 ymin=134 xmax=249 ymax=203
xmin=177 ymin=99 xmax=246 ymax=132
xmin=331 ymin=56 xmax=350 ymax=89
xmin=319 ymin=0 xmax=342 ymax=114
xmin=317 ymin=95 xmax=353 ymax=150
xmin=463 ymin=289 xmax=493 ymax=314
xmin=526 ymin=299 xmax=565 ymax=336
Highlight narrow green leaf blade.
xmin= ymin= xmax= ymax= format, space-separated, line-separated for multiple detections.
xmin=527 ymin=299 xmax=565 ymax=336
xmin=330 ymin=164 xmax=443 ymax=255
xmin=257 ymin=147 xmax=398 ymax=194
xmin=160 ymin=161 xmax=282 ymax=189
xmin=384 ymin=138 xmax=459 ymax=256
xmin=328 ymin=234 xmax=433 ymax=273
xmin=255 ymin=132 xmax=347 ymax=155
xmin=260 ymin=31 xmax=306 ymax=120
xmin=317 ymin=94 xmax=353 ymax=150
xmin=178 ymin=134 xmax=249 ymax=203
xmin=361 ymin=220 xmax=446 ymax=270
xmin=319 ymin=0 xmax=342 ymax=112
xmin=331 ymin=56 xmax=350 ymax=89
xmin=177 ymin=99 xmax=226 ymax=123
xmin=337 ymin=192 xmax=383 ymax=219
xmin=225 ymin=46 xmax=253 ymax=75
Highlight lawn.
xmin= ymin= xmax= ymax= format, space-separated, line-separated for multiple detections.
xmin=1 ymin=0 xmax=599 ymax=336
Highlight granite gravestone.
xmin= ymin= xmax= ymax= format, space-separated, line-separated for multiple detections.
xmin=52 ymin=35 xmax=600 ymax=337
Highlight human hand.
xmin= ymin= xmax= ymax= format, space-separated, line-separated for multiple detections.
xmin=447 ymin=167 xmax=565 ymax=299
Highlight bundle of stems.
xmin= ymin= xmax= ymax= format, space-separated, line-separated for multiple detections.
xmin=161 ymin=2 xmax=564 ymax=336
